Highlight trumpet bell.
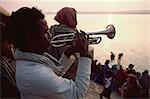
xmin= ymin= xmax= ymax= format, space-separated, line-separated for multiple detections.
xmin=106 ymin=24 xmax=116 ymax=39
xmin=86 ymin=24 xmax=116 ymax=39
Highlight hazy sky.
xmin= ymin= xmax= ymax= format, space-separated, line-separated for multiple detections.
xmin=0 ymin=0 xmax=149 ymax=13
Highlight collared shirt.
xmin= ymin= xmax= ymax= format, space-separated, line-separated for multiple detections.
xmin=15 ymin=50 xmax=91 ymax=99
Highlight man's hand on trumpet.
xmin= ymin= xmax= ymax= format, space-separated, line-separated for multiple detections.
xmin=64 ymin=30 xmax=90 ymax=58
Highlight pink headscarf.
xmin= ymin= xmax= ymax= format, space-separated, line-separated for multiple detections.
xmin=54 ymin=7 xmax=77 ymax=29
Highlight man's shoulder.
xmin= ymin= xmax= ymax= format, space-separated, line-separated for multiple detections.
xmin=16 ymin=60 xmax=49 ymax=68
xmin=16 ymin=60 xmax=54 ymax=77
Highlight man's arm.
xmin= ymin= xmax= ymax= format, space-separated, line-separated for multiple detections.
xmin=27 ymin=57 xmax=91 ymax=99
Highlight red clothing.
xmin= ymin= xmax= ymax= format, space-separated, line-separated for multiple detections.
xmin=122 ymin=83 xmax=142 ymax=98
xmin=121 ymin=74 xmax=143 ymax=98
xmin=116 ymin=69 xmax=126 ymax=87
xmin=54 ymin=7 xmax=77 ymax=29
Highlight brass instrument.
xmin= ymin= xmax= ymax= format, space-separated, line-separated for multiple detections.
xmin=50 ymin=24 xmax=116 ymax=47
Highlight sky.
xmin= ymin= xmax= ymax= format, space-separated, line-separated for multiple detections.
xmin=0 ymin=0 xmax=149 ymax=13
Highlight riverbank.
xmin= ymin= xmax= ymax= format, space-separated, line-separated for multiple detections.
xmin=84 ymin=80 xmax=121 ymax=99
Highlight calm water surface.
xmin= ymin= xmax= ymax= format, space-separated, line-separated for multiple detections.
xmin=45 ymin=14 xmax=150 ymax=72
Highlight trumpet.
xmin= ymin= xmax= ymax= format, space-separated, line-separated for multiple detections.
xmin=50 ymin=24 xmax=116 ymax=47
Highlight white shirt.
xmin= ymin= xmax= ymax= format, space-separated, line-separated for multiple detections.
xmin=105 ymin=77 xmax=112 ymax=88
xmin=15 ymin=50 xmax=91 ymax=99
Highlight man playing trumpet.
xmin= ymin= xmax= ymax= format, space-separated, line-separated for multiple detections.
xmin=6 ymin=7 xmax=92 ymax=99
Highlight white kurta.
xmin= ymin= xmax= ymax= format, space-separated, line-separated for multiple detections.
xmin=15 ymin=50 xmax=91 ymax=99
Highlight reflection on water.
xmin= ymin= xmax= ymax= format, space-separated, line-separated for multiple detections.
xmin=46 ymin=14 xmax=150 ymax=72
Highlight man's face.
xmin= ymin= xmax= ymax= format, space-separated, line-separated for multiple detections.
xmin=36 ymin=19 xmax=52 ymax=52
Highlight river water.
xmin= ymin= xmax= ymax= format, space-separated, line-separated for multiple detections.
xmin=45 ymin=14 xmax=150 ymax=73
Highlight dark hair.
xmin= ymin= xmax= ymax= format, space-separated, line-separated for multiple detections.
xmin=6 ymin=7 xmax=45 ymax=49
xmin=105 ymin=60 xmax=110 ymax=65
xmin=142 ymin=70 xmax=148 ymax=75
xmin=128 ymin=64 xmax=134 ymax=69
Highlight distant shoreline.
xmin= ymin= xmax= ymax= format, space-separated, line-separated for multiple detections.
xmin=45 ymin=10 xmax=150 ymax=15
xmin=45 ymin=12 xmax=150 ymax=15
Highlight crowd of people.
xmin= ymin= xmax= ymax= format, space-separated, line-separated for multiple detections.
xmin=91 ymin=52 xmax=150 ymax=99
xmin=0 ymin=6 xmax=149 ymax=99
